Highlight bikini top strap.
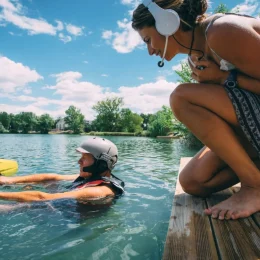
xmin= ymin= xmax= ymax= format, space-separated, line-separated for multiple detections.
xmin=205 ymin=13 xmax=255 ymax=60
xmin=205 ymin=14 xmax=225 ymax=60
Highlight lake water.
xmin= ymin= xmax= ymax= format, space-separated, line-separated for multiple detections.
xmin=0 ymin=134 xmax=197 ymax=260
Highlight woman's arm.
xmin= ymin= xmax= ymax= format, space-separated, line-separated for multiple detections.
xmin=0 ymin=186 xmax=114 ymax=202
xmin=231 ymin=72 xmax=260 ymax=95
xmin=0 ymin=173 xmax=78 ymax=185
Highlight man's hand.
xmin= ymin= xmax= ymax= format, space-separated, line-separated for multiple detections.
xmin=0 ymin=176 xmax=13 ymax=185
xmin=188 ymin=58 xmax=228 ymax=84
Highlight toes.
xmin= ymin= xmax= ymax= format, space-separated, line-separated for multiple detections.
xmin=231 ymin=210 xmax=250 ymax=220
xmin=231 ymin=211 xmax=239 ymax=220
xmin=211 ymin=208 xmax=220 ymax=219
xmin=225 ymin=210 xmax=233 ymax=220
xmin=218 ymin=210 xmax=228 ymax=220
xmin=204 ymin=208 xmax=212 ymax=215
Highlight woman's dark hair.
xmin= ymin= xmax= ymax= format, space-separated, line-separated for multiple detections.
xmin=132 ymin=0 xmax=208 ymax=32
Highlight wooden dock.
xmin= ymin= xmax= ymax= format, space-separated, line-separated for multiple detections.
xmin=163 ymin=157 xmax=260 ymax=260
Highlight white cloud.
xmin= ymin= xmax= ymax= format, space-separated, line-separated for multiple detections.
xmin=172 ymin=58 xmax=187 ymax=71
xmin=0 ymin=56 xmax=43 ymax=93
xmin=58 ymin=33 xmax=72 ymax=43
xmin=28 ymin=76 xmax=176 ymax=119
xmin=1 ymin=77 xmax=177 ymax=118
xmin=23 ymin=88 xmax=32 ymax=94
xmin=172 ymin=64 xmax=182 ymax=71
xmin=55 ymin=20 xmax=64 ymax=31
xmin=231 ymin=0 xmax=258 ymax=15
xmin=102 ymin=0 xmax=144 ymax=53
xmin=155 ymin=76 xmax=166 ymax=81
xmin=1 ymin=9 xmax=58 ymax=35
xmin=102 ymin=30 xmax=113 ymax=40
xmin=0 ymin=0 xmax=84 ymax=41
xmin=9 ymin=31 xmax=22 ymax=36
xmin=118 ymin=79 xmax=177 ymax=113
xmin=49 ymin=71 xmax=104 ymax=102
xmin=138 ymin=77 xmax=143 ymax=80
xmin=0 ymin=0 xmax=21 ymax=12
xmin=0 ymin=55 xmax=178 ymax=119
xmin=102 ymin=19 xmax=143 ymax=53
xmin=83 ymin=60 xmax=88 ymax=64
xmin=101 ymin=74 xmax=108 ymax=77
xmin=121 ymin=0 xmax=133 ymax=4
xmin=0 ymin=103 xmax=66 ymax=118
xmin=66 ymin=23 xmax=84 ymax=36
xmin=156 ymin=68 xmax=176 ymax=81
xmin=120 ymin=0 xmax=141 ymax=7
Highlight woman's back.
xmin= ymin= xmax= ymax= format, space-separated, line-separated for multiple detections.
xmin=201 ymin=13 xmax=260 ymax=70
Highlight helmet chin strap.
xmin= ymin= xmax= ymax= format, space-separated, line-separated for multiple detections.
xmin=82 ymin=159 xmax=108 ymax=180
xmin=158 ymin=36 xmax=169 ymax=68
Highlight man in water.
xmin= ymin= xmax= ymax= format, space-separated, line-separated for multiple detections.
xmin=0 ymin=137 xmax=124 ymax=203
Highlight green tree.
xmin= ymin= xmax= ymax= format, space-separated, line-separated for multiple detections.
xmin=84 ymin=120 xmax=93 ymax=132
xmin=175 ymin=62 xmax=195 ymax=83
xmin=148 ymin=106 xmax=174 ymax=137
xmin=0 ymin=112 xmax=10 ymax=130
xmin=0 ymin=122 xmax=8 ymax=133
xmin=119 ymin=108 xmax=143 ymax=133
xmin=64 ymin=106 xmax=85 ymax=134
xmin=140 ymin=113 xmax=153 ymax=130
xmin=37 ymin=114 xmax=55 ymax=134
xmin=9 ymin=114 xmax=21 ymax=133
xmin=18 ymin=112 xmax=38 ymax=133
xmin=214 ymin=3 xmax=230 ymax=14
xmin=92 ymin=97 xmax=123 ymax=132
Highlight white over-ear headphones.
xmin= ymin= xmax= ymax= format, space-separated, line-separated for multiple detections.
xmin=143 ymin=0 xmax=180 ymax=67
xmin=142 ymin=0 xmax=180 ymax=36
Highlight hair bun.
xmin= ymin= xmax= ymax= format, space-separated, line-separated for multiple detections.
xmin=180 ymin=0 xmax=208 ymax=30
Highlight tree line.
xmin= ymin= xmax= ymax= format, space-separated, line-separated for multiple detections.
xmin=0 ymin=99 xmax=184 ymax=138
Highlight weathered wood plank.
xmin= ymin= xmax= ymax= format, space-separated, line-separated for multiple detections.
xmin=163 ymin=158 xmax=218 ymax=260
xmin=207 ymin=188 xmax=260 ymax=260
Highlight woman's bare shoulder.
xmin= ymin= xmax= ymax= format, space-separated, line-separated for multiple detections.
xmin=206 ymin=14 xmax=259 ymax=39
xmin=204 ymin=14 xmax=260 ymax=79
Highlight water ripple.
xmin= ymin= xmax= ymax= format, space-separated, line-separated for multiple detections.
xmin=0 ymin=134 xmax=197 ymax=260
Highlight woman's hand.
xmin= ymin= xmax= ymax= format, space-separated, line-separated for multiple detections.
xmin=188 ymin=58 xmax=229 ymax=84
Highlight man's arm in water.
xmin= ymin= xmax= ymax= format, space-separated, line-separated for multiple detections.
xmin=0 ymin=173 xmax=78 ymax=185
xmin=0 ymin=186 xmax=114 ymax=202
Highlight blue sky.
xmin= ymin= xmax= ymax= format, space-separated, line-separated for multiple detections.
xmin=0 ymin=0 xmax=259 ymax=120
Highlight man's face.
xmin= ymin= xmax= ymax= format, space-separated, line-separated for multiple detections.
xmin=78 ymin=153 xmax=95 ymax=178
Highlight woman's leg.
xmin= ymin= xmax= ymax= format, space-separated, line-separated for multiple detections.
xmin=170 ymin=83 xmax=260 ymax=219
xmin=180 ymin=128 xmax=258 ymax=197
xmin=179 ymin=146 xmax=239 ymax=197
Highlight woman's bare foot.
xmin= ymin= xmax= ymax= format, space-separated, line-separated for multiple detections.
xmin=204 ymin=186 xmax=260 ymax=220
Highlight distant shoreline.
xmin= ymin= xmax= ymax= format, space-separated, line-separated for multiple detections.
xmin=0 ymin=131 xmax=181 ymax=139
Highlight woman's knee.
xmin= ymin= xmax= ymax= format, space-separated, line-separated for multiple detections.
xmin=179 ymin=170 xmax=210 ymax=197
xmin=170 ymin=83 xmax=192 ymax=119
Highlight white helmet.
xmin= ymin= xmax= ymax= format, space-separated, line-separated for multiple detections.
xmin=76 ymin=137 xmax=118 ymax=170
